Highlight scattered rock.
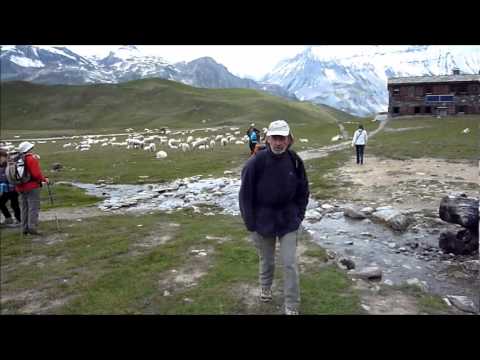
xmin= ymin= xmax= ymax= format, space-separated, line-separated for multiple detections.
xmin=446 ymin=295 xmax=478 ymax=314
xmin=383 ymin=279 xmax=394 ymax=286
xmin=462 ymin=260 xmax=479 ymax=273
xmin=338 ymin=257 xmax=356 ymax=270
xmin=371 ymin=208 xmax=413 ymax=232
xmin=351 ymin=266 xmax=382 ymax=280
xmin=360 ymin=207 xmax=374 ymax=215
xmin=163 ymin=290 xmax=171 ymax=297
xmin=344 ymin=241 xmax=354 ymax=246
xmin=326 ymin=250 xmax=337 ymax=260
xmin=361 ymin=304 xmax=371 ymax=312
xmin=321 ymin=204 xmax=334 ymax=210
xmin=344 ymin=207 xmax=367 ymax=219
xmin=51 ymin=163 xmax=63 ymax=171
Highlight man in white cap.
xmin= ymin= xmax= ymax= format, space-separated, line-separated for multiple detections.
xmin=15 ymin=141 xmax=48 ymax=236
xmin=239 ymin=120 xmax=309 ymax=315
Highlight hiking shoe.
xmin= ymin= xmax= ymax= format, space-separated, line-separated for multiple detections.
xmin=28 ymin=230 xmax=43 ymax=236
xmin=285 ymin=307 xmax=299 ymax=315
xmin=260 ymin=287 xmax=273 ymax=302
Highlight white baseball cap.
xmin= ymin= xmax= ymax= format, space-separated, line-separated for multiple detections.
xmin=266 ymin=120 xmax=290 ymax=137
xmin=18 ymin=141 xmax=35 ymax=153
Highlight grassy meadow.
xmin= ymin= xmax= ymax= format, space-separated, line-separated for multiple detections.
xmin=1 ymin=78 xmax=477 ymax=314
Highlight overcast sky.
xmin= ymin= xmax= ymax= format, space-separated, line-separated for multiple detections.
xmin=66 ymin=45 xmax=417 ymax=79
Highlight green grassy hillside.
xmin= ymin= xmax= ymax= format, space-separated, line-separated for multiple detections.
xmin=1 ymin=79 xmax=354 ymax=137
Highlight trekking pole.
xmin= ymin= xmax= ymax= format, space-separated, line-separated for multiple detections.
xmin=46 ymin=182 xmax=60 ymax=232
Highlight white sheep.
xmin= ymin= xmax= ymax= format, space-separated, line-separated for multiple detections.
xmin=299 ymin=138 xmax=309 ymax=143
xmin=191 ymin=138 xmax=208 ymax=149
xmin=168 ymin=138 xmax=180 ymax=149
xmin=220 ymin=138 xmax=228 ymax=146
xmin=209 ymin=139 xmax=216 ymax=149
xmin=186 ymin=136 xmax=194 ymax=143
xmin=156 ymin=150 xmax=168 ymax=159
xmin=63 ymin=143 xmax=72 ymax=148
xmin=181 ymin=143 xmax=190 ymax=152
xmin=462 ymin=128 xmax=470 ymax=134
xmin=144 ymin=143 xmax=156 ymax=152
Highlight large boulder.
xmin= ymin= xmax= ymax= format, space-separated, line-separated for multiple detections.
xmin=439 ymin=195 xmax=479 ymax=230
xmin=371 ymin=208 xmax=412 ymax=232
xmin=439 ymin=228 xmax=479 ymax=255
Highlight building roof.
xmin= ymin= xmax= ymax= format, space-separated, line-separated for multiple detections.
xmin=388 ymin=74 xmax=480 ymax=85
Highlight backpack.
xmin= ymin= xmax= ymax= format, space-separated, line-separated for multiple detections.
xmin=5 ymin=153 xmax=31 ymax=185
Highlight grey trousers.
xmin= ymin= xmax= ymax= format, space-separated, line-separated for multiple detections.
xmin=19 ymin=188 xmax=41 ymax=232
xmin=251 ymin=230 xmax=300 ymax=310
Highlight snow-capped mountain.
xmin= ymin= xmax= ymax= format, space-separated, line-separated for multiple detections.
xmin=262 ymin=46 xmax=480 ymax=116
xmin=173 ymin=57 xmax=296 ymax=99
xmin=0 ymin=45 xmax=296 ymax=101
xmin=0 ymin=45 xmax=109 ymax=84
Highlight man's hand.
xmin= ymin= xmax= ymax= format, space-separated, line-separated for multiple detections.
xmin=43 ymin=177 xmax=50 ymax=185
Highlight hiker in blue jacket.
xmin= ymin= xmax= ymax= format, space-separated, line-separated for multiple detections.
xmin=0 ymin=149 xmax=21 ymax=227
xmin=239 ymin=120 xmax=309 ymax=315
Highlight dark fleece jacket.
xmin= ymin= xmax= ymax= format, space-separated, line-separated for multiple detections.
xmin=239 ymin=146 xmax=309 ymax=238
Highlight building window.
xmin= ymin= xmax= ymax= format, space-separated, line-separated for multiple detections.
xmin=393 ymin=107 xmax=400 ymax=114
xmin=414 ymin=106 xmax=421 ymax=114
xmin=458 ymin=84 xmax=468 ymax=93
xmin=439 ymin=95 xmax=454 ymax=102
xmin=425 ymin=106 xmax=431 ymax=114
xmin=457 ymin=105 xmax=466 ymax=113
xmin=426 ymin=95 xmax=454 ymax=102
xmin=472 ymin=86 xmax=478 ymax=93
xmin=424 ymin=86 xmax=433 ymax=94
xmin=392 ymin=87 xmax=400 ymax=96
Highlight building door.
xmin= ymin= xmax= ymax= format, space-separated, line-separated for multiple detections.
xmin=437 ymin=107 xmax=448 ymax=116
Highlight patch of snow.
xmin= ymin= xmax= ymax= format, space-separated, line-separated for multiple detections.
xmin=10 ymin=55 xmax=44 ymax=68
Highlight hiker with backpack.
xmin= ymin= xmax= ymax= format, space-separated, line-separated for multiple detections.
xmin=239 ymin=120 xmax=309 ymax=315
xmin=8 ymin=142 xmax=49 ymax=236
xmin=246 ymin=124 xmax=261 ymax=155
xmin=0 ymin=149 xmax=21 ymax=227
xmin=351 ymin=124 xmax=368 ymax=165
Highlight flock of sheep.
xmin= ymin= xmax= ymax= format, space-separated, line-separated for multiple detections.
xmin=1 ymin=126 xmax=316 ymax=158
xmin=57 ymin=127 xmax=251 ymax=159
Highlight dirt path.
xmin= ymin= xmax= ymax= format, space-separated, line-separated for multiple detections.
xmin=334 ymin=156 xmax=478 ymax=211
xmin=299 ymin=118 xmax=389 ymax=161
xmin=40 ymin=206 xmax=107 ymax=222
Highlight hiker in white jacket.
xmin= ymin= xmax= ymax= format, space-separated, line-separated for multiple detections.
xmin=351 ymin=124 xmax=368 ymax=165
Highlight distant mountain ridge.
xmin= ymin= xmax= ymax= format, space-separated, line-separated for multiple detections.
xmin=0 ymin=45 xmax=297 ymax=101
